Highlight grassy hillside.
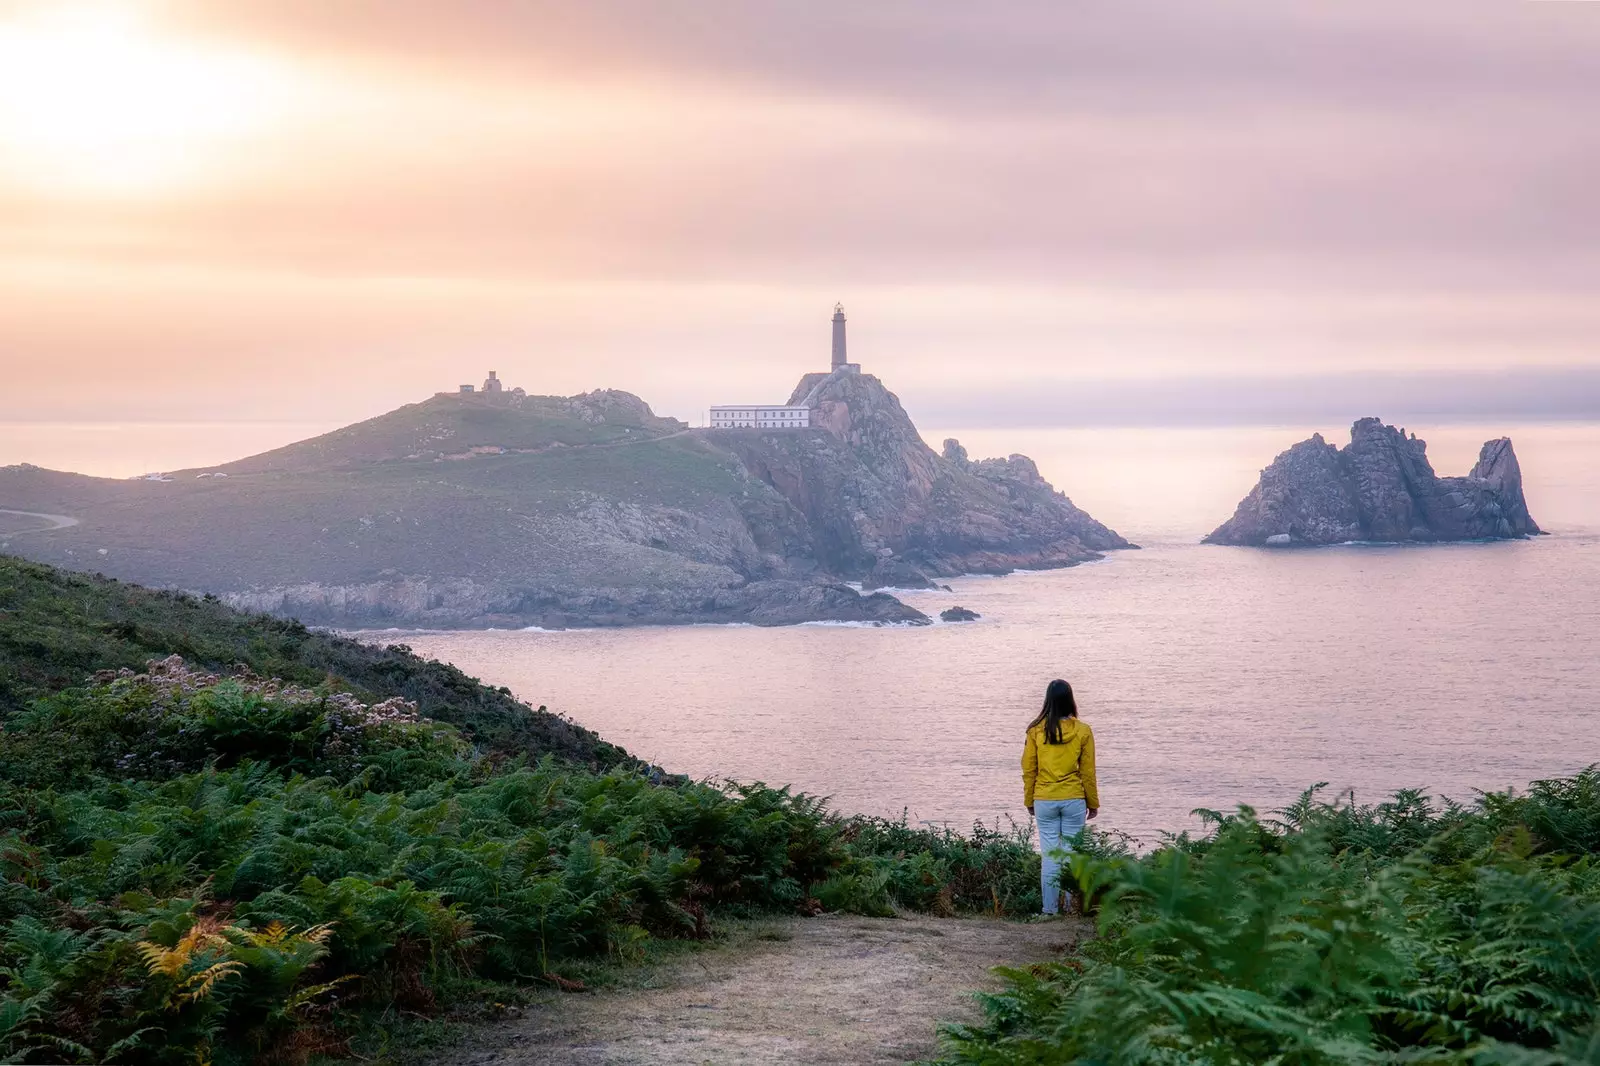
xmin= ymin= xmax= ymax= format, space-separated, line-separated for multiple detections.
xmin=0 ymin=388 xmax=841 ymax=631
xmin=0 ymin=557 xmax=1045 ymax=1065
xmin=0 ymin=397 xmax=765 ymax=592
xmin=0 ymin=555 xmax=623 ymax=765
xmin=215 ymin=390 xmax=687 ymax=474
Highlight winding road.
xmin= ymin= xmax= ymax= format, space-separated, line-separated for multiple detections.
xmin=0 ymin=509 xmax=80 ymax=536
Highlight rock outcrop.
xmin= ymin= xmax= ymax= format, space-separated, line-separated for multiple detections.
xmin=1205 ymin=418 xmax=1542 ymax=546
xmin=940 ymin=606 xmax=980 ymax=622
xmin=719 ymin=369 xmax=1133 ymax=590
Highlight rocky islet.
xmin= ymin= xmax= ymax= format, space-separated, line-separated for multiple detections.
xmin=1205 ymin=418 xmax=1542 ymax=547
xmin=940 ymin=606 xmax=981 ymax=623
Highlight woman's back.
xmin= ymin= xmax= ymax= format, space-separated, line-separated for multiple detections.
xmin=1022 ymin=678 xmax=1100 ymax=916
xmin=1022 ymin=717 xmax=1098 ymax=807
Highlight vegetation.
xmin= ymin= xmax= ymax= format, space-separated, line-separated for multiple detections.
xmin=936 ymin=771 xmax=1600 ymax=1065
xmin=0 ymin=556 xmax=624 ymax=765
xmin=0 ymin=392 xmax=764 ymax=612
xmin=0 ymin=556 xmax=1045 ymax=1063
xmin=221 ymin=391 xmax=686 ymax=476
xmin=14 ymin=553 xmax=1599 ymax=1065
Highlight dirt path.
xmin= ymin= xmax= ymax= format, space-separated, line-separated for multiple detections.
xmin=590 ymin=428 xmax=699 ymax=449
xmin=446 ymin=914 xmax=1083 ymax=1066
xmin=0 ymin=509 xmax=79 ymax=535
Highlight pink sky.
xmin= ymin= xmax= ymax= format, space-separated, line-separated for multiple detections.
xmin=3 ymin=1 xmax=1599 ymax=457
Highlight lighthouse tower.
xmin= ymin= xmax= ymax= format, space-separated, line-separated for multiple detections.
xmin=831 ymin=303 xmax=856 ymax=372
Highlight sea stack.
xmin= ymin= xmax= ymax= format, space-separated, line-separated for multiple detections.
xmin=1205 ymin=418 xmax=1542 ymax=546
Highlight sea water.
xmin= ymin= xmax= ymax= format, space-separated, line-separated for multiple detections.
xmin=384 ymin=423 xmax=1600 ymax=842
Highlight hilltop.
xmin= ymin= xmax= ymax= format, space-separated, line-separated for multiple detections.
xmin=0 ymin=373 xmax=1130 ymax=628
xmin=217 ymin=388 xmax=688 ymax=475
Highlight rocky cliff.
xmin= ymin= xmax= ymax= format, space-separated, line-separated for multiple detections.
xmin=1205 ymin=418 xmax=1542 ymax=546
xmin=719 ymin=368 xmax=1132 ymax=588
xmin=0 ymin=375 xmax=1129 ymax=627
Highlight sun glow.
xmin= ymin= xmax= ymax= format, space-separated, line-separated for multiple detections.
xmin=0 ymin=4 xmax=294 ymax=194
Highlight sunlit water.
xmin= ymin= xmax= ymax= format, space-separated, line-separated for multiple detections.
xmin=378 ymin=422 xmax=1600 ymax=842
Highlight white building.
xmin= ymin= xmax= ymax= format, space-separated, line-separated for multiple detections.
xmin=709 ymin=405 xmax=812 ymax=429
xmin=708 ymin=305 xmax=862 ymax=430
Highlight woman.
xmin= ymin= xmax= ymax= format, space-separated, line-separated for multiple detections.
xmin=1022 ymin=678 xmax=1099 ymax=916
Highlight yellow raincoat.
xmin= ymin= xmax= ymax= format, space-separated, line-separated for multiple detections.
xmin=1022 ymin=717 xmax=1099 ymax=809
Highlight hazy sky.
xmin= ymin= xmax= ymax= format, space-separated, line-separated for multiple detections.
xmin=3 ymin=0 xmax=1599 ymax=447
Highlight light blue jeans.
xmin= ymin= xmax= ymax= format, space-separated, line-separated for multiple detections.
xmin=1035 ymin=798 xmax=1088 ymax=914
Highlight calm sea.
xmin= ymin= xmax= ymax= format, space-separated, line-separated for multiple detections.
xmin=372 ymin=422 xmax=1592 ymax=840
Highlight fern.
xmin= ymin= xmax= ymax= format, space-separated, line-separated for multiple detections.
xmin=936 ymin=769 xmax=1600 ymax=1066
xmin=10 ymin=660 xmax=1596 ymax=1064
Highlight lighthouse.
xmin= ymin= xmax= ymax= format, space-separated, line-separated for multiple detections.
xmin=707 ymin=303 xmax=859 ymax=428
xmin=831 ymin=303 xmax=848 ymax=371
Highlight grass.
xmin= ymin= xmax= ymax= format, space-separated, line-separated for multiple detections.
xmin=0 ymin=400 xmax=776 ymax=606
xmin=405 ymin=433 xmax=752 ymax=509
xmin=220 ymin=393 xmax=682 ymax=476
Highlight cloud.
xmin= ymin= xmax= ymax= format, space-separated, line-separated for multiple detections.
xmin=901 ymin=366 xmax=1600 ymax=429
xmin=0 ymin=2 xmax=1585 ymax=291
xmin=1 ymin=1 xmax=1598 ymax=434
xmin=168 ymin=2 xmax=1600 ymax=112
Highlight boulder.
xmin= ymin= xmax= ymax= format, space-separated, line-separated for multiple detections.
xmin=940 ymin=606 xmax=981 ymax=622
xmin=861 ymin=556 xmax=939 ymax=591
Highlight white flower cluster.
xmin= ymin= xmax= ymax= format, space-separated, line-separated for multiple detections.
xmin=90 ymin=655 xmax=427 ymax=727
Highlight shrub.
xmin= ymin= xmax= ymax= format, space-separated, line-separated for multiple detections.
xmin=0 ymin=660 xmax=1042 ymax=1064
xmin=0 ymin=556 xmax=627 ymax=767
xmin=0 ymin=657 xmax=471 ymax=793
xmin=936 ymin=770 xmax=1600 ymax=1065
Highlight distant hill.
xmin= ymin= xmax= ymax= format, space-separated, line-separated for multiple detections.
xmin=0 ymin=373 xmax=1131 ymax=628
xmin=219 ymin=387 xmax=685 ymax=474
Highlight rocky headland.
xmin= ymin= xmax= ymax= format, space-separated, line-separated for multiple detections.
xmin=0 ymin=372 xmax=1130 ymax=628
xmin=718 ymin=368 xmax=1132 ymax=591
xmin=1205 ymin=418 xmax=1541 ymax=547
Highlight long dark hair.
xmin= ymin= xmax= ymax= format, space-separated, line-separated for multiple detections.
xmin=1027 ymin=679 xmax=1078 ymax=745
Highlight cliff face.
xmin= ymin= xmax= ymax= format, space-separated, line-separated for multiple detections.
xmin=222 ymin=575 xmax=921 ymax=630
xmin=719 ymin=369 xmax=1133 ymax=587
xmin=1205 ymin=418 xmax=1542 ymax=546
